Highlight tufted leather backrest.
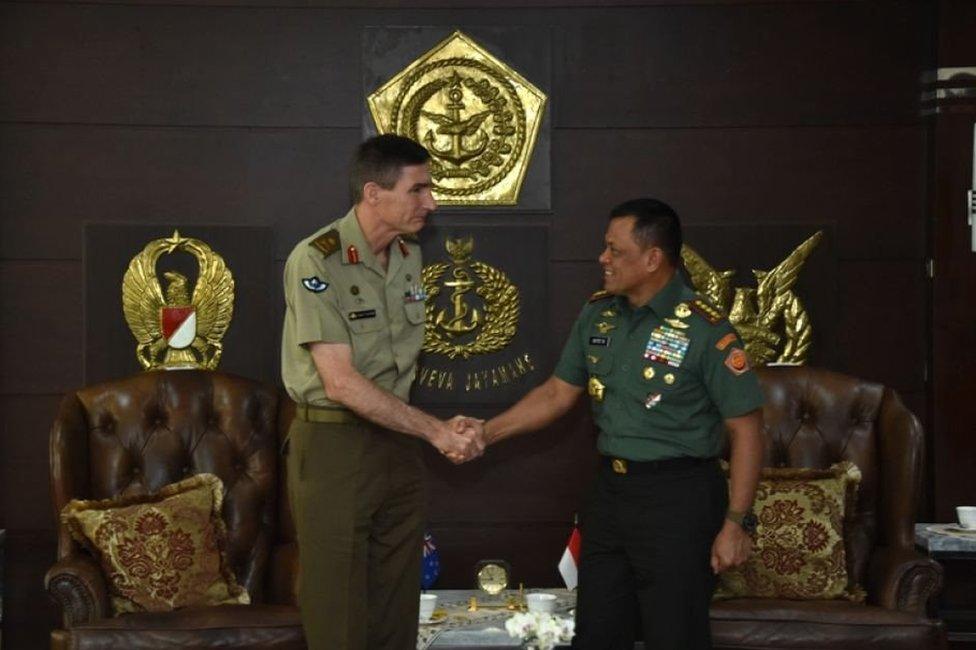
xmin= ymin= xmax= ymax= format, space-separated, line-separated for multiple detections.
xmin=744 ymin=366 xmax=925 ymax=587
xmin=50 ymin=370 xmax=294 ymax=603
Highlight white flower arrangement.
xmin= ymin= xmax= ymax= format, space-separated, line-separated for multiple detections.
xmin=504 ymin=611 xmax=575 ymax=650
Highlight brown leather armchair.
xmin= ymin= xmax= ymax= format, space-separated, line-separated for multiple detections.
xmin=46 ymin=370 xmax=304 ymax=649
xmin=710 ymin=366 xmax=946 ymax=649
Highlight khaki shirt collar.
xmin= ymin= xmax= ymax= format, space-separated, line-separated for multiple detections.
xmin=336 ymin=207 xmax=411 ymax=281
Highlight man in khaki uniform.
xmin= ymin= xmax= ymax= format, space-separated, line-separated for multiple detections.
xmin=281 ymin=135 xmax=482 ymax=650
xmin=473 ymin=198 xmax=764 ymax=649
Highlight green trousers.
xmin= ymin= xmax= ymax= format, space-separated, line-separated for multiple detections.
xmin=286 ymin=417 xmax=427 ymax=650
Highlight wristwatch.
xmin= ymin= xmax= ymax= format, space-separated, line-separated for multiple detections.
xmin=726 ymin=509 xmax=758 ymax=535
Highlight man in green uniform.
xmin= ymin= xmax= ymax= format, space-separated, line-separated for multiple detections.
xmin=477 ymin=198 xmax=764 ymax=649
xmin=281 ymin=135 xmax=483 ymax=650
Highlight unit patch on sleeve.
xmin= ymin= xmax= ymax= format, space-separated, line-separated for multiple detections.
xmin=301 ymin=276 xmax=329 ymax=293
xmin=724 ymin=348 xmax=750 ymax=375
xmin=643 ymin=325 xmax=690 ymax=367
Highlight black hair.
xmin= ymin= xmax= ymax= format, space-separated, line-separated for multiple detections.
xmin=608 ymin=198 xmax=682 ymax=266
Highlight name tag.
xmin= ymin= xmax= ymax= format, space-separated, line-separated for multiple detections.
xmin=348 ymin=309 xmax=377 ymax=321
xmin=589 ymin=336 xmax=609 ymax=347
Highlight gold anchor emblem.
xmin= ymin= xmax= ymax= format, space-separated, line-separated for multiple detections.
xmin=435 ymin=266 xmax=482 ymax=335
xmin=422 ymin=236 xmax=520 ymax=359
xmin=423 ymin=72 xmax=491 ymax=167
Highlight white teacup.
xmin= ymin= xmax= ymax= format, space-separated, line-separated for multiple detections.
xmin=957 ymin=506 xmax=976 ymax=529
xmin=419 ymin=593 xmax=438 ymax=622
xmin=526 ymin=592 xmax=557 ymax=614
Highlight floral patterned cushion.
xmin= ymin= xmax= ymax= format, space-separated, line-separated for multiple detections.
xmin=61 ymin=473 xmax=250 ymax=614
xmin=714 ymin=461 xmax=865 ymax=601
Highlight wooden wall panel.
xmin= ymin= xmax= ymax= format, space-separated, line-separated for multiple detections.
xmin=0 ymin=125 xmax=360 ymax=260
xmin=0 ymin=262 xmax=83 ymax=393
xmin=551 ymin=127 xmax=926 ymax=261
xmin=0 ymin=396 xmax=62 ymax=531
xmin=552 ymin=2 xmax=928 ymax=128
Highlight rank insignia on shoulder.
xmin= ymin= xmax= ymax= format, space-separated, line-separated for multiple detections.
xmin=301 ymin=276 xmax=329 ymax=293
xmin=715 ymin=332 xmax=738 ymax=351
xmin=596 ymin=321 xmax=616 ymax=334
xmin=348 ymin=309 xmax=377 ymax=321
xmin=724 ymin=348 xmax=750 ymax=375
xmin=688 ymin=299 xmax=725 ymax=324
xmin=310 ymin=230 xmax=341 ymax=258
xmin=601 ymin=309 xmax=617 ymax=318
xmin=588 ymin=290 xmax=613 ymax=303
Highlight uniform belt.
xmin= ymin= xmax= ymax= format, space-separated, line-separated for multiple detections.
xmin=602 ymin=455 xmax=715 ymax=475
xmin=293 ymin=402 xmax=365 ymax=425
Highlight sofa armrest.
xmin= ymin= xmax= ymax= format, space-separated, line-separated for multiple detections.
xmin=45 ymin=552 xmax=109 ymax=627
xmin=867 ymin=546 xmax=943 ymax=614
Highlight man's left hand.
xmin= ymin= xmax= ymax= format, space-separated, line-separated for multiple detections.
xmin=710 ymin=519 xmax=753 ymax=574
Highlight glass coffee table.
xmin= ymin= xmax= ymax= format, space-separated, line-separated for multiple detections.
xmin=418 ymin=589 xmax=575 ymax=650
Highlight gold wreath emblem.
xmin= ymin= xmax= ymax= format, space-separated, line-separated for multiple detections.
xmin=367 ymin=31 xmax=547 ymax=205
xmin=681 ymin=231 xmax=822 ymax=366
xmin=122 ymin=230 xmax=234 ymax=370
xmin=421 ymin=237 xmax=519 ymax=359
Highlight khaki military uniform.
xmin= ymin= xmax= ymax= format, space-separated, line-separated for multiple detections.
xmin=554 ymin=273 xmax=764 ymax=650
xmin=281 ymin=208 xmax=427 ymax=650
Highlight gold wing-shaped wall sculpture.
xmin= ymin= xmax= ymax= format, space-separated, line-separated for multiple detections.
xmin=122 ymin=231 xmax=234 ymax=370
xmin=680 ymin=231 xmax=823 ymax=366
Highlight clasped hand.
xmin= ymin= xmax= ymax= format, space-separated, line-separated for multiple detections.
xmin=432 ymin=415 xmax=486 ymax=464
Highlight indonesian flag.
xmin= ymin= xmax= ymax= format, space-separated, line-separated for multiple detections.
xmin=558 ymin=526 xmax=581 ymax=590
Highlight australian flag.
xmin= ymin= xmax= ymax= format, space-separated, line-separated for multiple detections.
xmin=421 ymin=531 xmax=441 ymax=590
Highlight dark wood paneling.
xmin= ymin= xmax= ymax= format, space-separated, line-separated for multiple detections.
xmin=0 ymin=125 xmax=360 ymax=260
xmin=427 ymin=523 xmax=577 ymax=589
xmin=551 ymin=126 xmax=926 ymax=261
xmin=1 ymin=530 xmax=60 ymax=650
xmin=0 ymin=395 xmax=62 ymax=530
xmin=0 ymin=262 xmax=82 ymax=394
xmin=837 ymin=260 xmax=926 ymax=394
xmin=1 ymin=3 xmax=925 ymax=129
xmin=0 ymin=4 xmax=362 ymax=127
xmin=552 ymin=2 xmax=927 ymax=128
xmin=424 ymin=400 xmax=597 ymax=524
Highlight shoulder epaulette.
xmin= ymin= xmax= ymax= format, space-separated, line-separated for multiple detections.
xmin=310 ymin=230 xmax=341 ymax=258
xmin=688 ymin=298 xmax=725 ymax=324
xmin=588 ymin=290 xmax=613 ymax=303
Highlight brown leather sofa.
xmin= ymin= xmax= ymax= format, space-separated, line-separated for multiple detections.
xmin=46 ymin=370 xmax=304 ymax=649
xmin=46 ymin=367 xmax=946 ymax=648
xmin=711 ymin=366 xmax=946 ymax=649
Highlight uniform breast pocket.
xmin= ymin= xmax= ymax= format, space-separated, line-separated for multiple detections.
xmin=404 ymin=301 xmax=426 ymax=326
xmin=586 ymin=352 xmax=614 ymax=376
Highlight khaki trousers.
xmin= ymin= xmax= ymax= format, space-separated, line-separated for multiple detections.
xmin=286 ymin=416 xmax=427 ymax=650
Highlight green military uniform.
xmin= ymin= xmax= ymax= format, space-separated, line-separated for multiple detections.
xmin=554 ymin=272 xmax=764 ymax=649
xmin=281 ymin=207 xmax=427 ymax=650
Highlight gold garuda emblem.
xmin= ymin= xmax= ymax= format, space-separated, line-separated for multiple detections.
xmin=122 ymin=230 xmax=234 ymax=370
xmin=422 ymin=237 xmax=519 ymax=359
xmin=682 ymin=231 xmax=823 ymax=366
xmin=367 ymin=31 xmax=547 ymax=205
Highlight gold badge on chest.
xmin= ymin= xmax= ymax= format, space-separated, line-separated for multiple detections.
xmin=587 ymin=376 xmax=606 ymax=402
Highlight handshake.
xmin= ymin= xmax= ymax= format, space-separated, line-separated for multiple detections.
xmin=429 ymin=415 xmax=487 ymax=464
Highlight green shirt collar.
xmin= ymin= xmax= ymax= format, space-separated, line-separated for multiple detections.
xmin=613 ymin=272 xmax=688 ymax=318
